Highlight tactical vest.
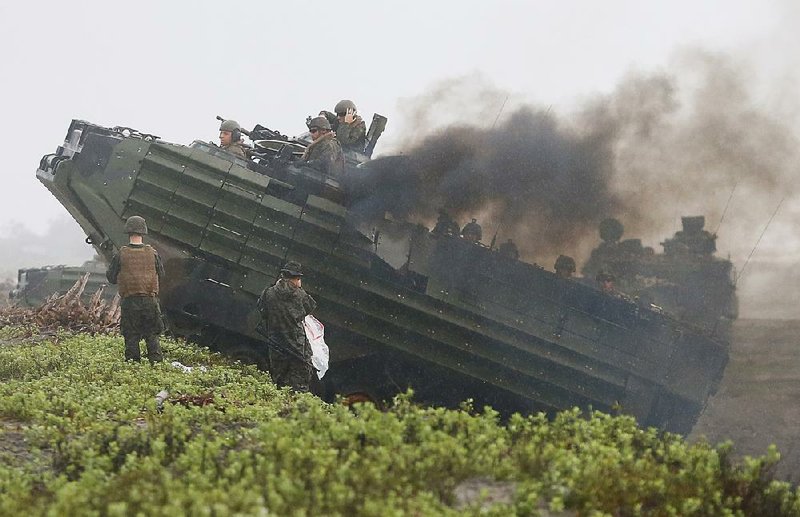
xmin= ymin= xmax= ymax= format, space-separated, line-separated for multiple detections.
xmin=118 ymin=245 xmax=159 ymax=298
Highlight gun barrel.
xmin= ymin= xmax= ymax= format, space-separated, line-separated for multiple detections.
xmin=216 ymin=115 xmax=252 ymax=137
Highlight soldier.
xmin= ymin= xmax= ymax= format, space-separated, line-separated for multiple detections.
xmin=498 ymin=239 xmax=520 ymax=260
xmin=554 ymin=255 xmax=576 ymax=279
xmin=461 ymin=218 xmax=483 ymax=243
xmin=333 ymin=99 xmax=367 ymax=152
xmin=257 ymin=261 xmax=317 ymax=392
xmin=218 ymin=119 xmax=247 ymax=159
xmin=301 ymin=116 xmax=345 ymax=177
xmin=318 ymin=110 xmax=339 ymax=132
xmin=596 ymin=271 xmax=616 ymax=294
xmin=431 ymin=209 xmax=459 ymax=237
xmin=106 ymin=216 xmax=165 ymax=363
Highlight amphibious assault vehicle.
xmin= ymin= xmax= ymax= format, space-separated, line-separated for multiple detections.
xmin=9 ymin=258 xmax=116 ymax=307
xmin=36 ymin=119 xmax=729 ymax=434
xmin=582 ymin=217 xmax=738 ymax=338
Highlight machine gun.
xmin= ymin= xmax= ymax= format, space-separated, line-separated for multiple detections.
xmin=216 ymin=115 xmax=307 ymax=168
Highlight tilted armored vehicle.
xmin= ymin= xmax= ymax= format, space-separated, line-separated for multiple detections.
xmin=582 ymin=217 xmax=738 ymax=338
xmin=9 ymin=258 xmax=117 ymax=307
xmin=36 ymin=119 xmax=729 ymax=434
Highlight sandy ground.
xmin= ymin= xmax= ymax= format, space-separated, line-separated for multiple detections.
xmin=690 ymin=318 xmax=800 ymax=482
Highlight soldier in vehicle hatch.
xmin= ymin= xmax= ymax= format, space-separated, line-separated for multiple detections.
xmin=461 ymin=218 xmax=483 ymax=243
xmin=554 ymin=255 xmax=576 ymax=279
xmin=218 ymin=119 xmax=247 ymax=159
xmin=431 ymin=209 xmax=459 ymax=237
xmin=332 ymin=99 xmax=367 ymax=152
xmin=301 ymin=116 xmax=345 ymax=177
xmin=106 ymin=216 xmax=165 ymax=363
xmin=498 ymin=239 xmax=520 ymax=260
xmin=257 ymin=261 xmax=317 ymax=393
xmin=596 ymin=271 xmax=616 ymax=293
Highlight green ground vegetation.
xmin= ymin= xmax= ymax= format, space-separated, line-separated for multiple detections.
xmin=0 ymin=328 xmax=798 ymax=516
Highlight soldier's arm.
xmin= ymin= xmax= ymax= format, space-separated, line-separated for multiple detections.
xmin=154 ymin=251 xmax=165 ymax=279
xmin=354 ymin=120 xmax=367 ymax=144
xmin=303 ymin=292 xmax=317 ymax=316
xmin=336 ymin=123 xmax=354 ymax=145
xmin=106 ymin=252 xmax=121 ymax=284
xmin=257 ymin=288 xmax=269 ymax=318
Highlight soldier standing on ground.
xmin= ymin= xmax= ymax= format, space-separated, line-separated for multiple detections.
xmin=218 ymin=119 xmax=247 ymax=159
xmin=106 ymin=216 xmax=165 ymax=363
xmin=301 ymin=116 xmax=345 ymax=177
xmin=257 ymin=261 xmax=317 ymax=392
xmin=332 ymin=99 xmax=366 ymax=152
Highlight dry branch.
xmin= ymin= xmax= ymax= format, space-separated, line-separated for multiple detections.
xmin=0 ymin=273 xmax=120 ymax=335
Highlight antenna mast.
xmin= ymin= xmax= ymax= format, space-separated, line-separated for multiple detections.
xmin=736 ymin=197 xmax=784 ymax=284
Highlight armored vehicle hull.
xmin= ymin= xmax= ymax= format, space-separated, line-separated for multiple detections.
xmin=9 ymin=260 xmax=116 ymax=307
xmin=37 ymin=120 xmax=729 ymax=434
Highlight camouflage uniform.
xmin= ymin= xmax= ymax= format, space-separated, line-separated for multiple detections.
xmin=301 ymin=133 xmax=345 ymax=177
xmin=107 ymin=244 xmax=166 ymax=362
xmin=257 ymin=278 xmax=317 ymax=392
xmin=336 ymin=115 xmax=366 ymax=152
xmin=222 ymin=142 xmax=247 ymax=159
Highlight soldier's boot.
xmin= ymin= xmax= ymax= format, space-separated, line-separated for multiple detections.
xmin=145 ymin=335 xmax=164 ymax=363
xmin=124 ymin=335 xmax=142 ymax=362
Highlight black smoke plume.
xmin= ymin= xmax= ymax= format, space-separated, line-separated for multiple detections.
xmin=348 ymin=107 xmax=622 ymax=257
xmin=347 ymin=50 xmax=800 ymax=281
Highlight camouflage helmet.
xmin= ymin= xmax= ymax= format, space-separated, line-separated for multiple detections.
xmin=125 ymin=215 xmax=148 ymax=235
xmin=318 ymin=110 xmax=338 ymax=127
xmin=554 ymin=254 xmax=576 ymax=272
xmin=306 ymin=116 xmax=331 ymax=131
xmin=280 ymin=261 xmax=304 ymax=277
xmin=598 ymin=218 xmax=624 ymax=243
xmin=218 ymin=119 xmax=241 ymax=132
xmin=334 ymin=99 xmax=357 ymax=115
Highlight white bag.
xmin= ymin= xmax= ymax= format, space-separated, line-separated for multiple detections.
xmin=304 ymin=315 xmax=329 ymax=379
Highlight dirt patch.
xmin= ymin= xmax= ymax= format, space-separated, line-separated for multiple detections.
xmin=691 ymin=319 xmax=800 ymax=482
xmin=0 ymin=417 xmax=34 ymax=466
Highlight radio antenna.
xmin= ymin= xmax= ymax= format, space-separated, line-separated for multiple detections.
xmin=714 ymin=182 xmax=737 ymax=235
xmin=736 ymin=197 xmax=784 ymax=284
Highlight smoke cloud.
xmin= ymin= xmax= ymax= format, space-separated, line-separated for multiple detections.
xmin=348 ymin=50 xmax=800 ymax=318
xmin=349 ymin=107 xmax=621 ymax=257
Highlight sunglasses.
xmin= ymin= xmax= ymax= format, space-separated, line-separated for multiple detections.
xmin=309 ymin=128 xmax=321 ymax=133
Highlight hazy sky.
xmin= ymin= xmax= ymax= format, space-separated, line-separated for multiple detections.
xmin=0 ymin=1 xmax=796 ymax=317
